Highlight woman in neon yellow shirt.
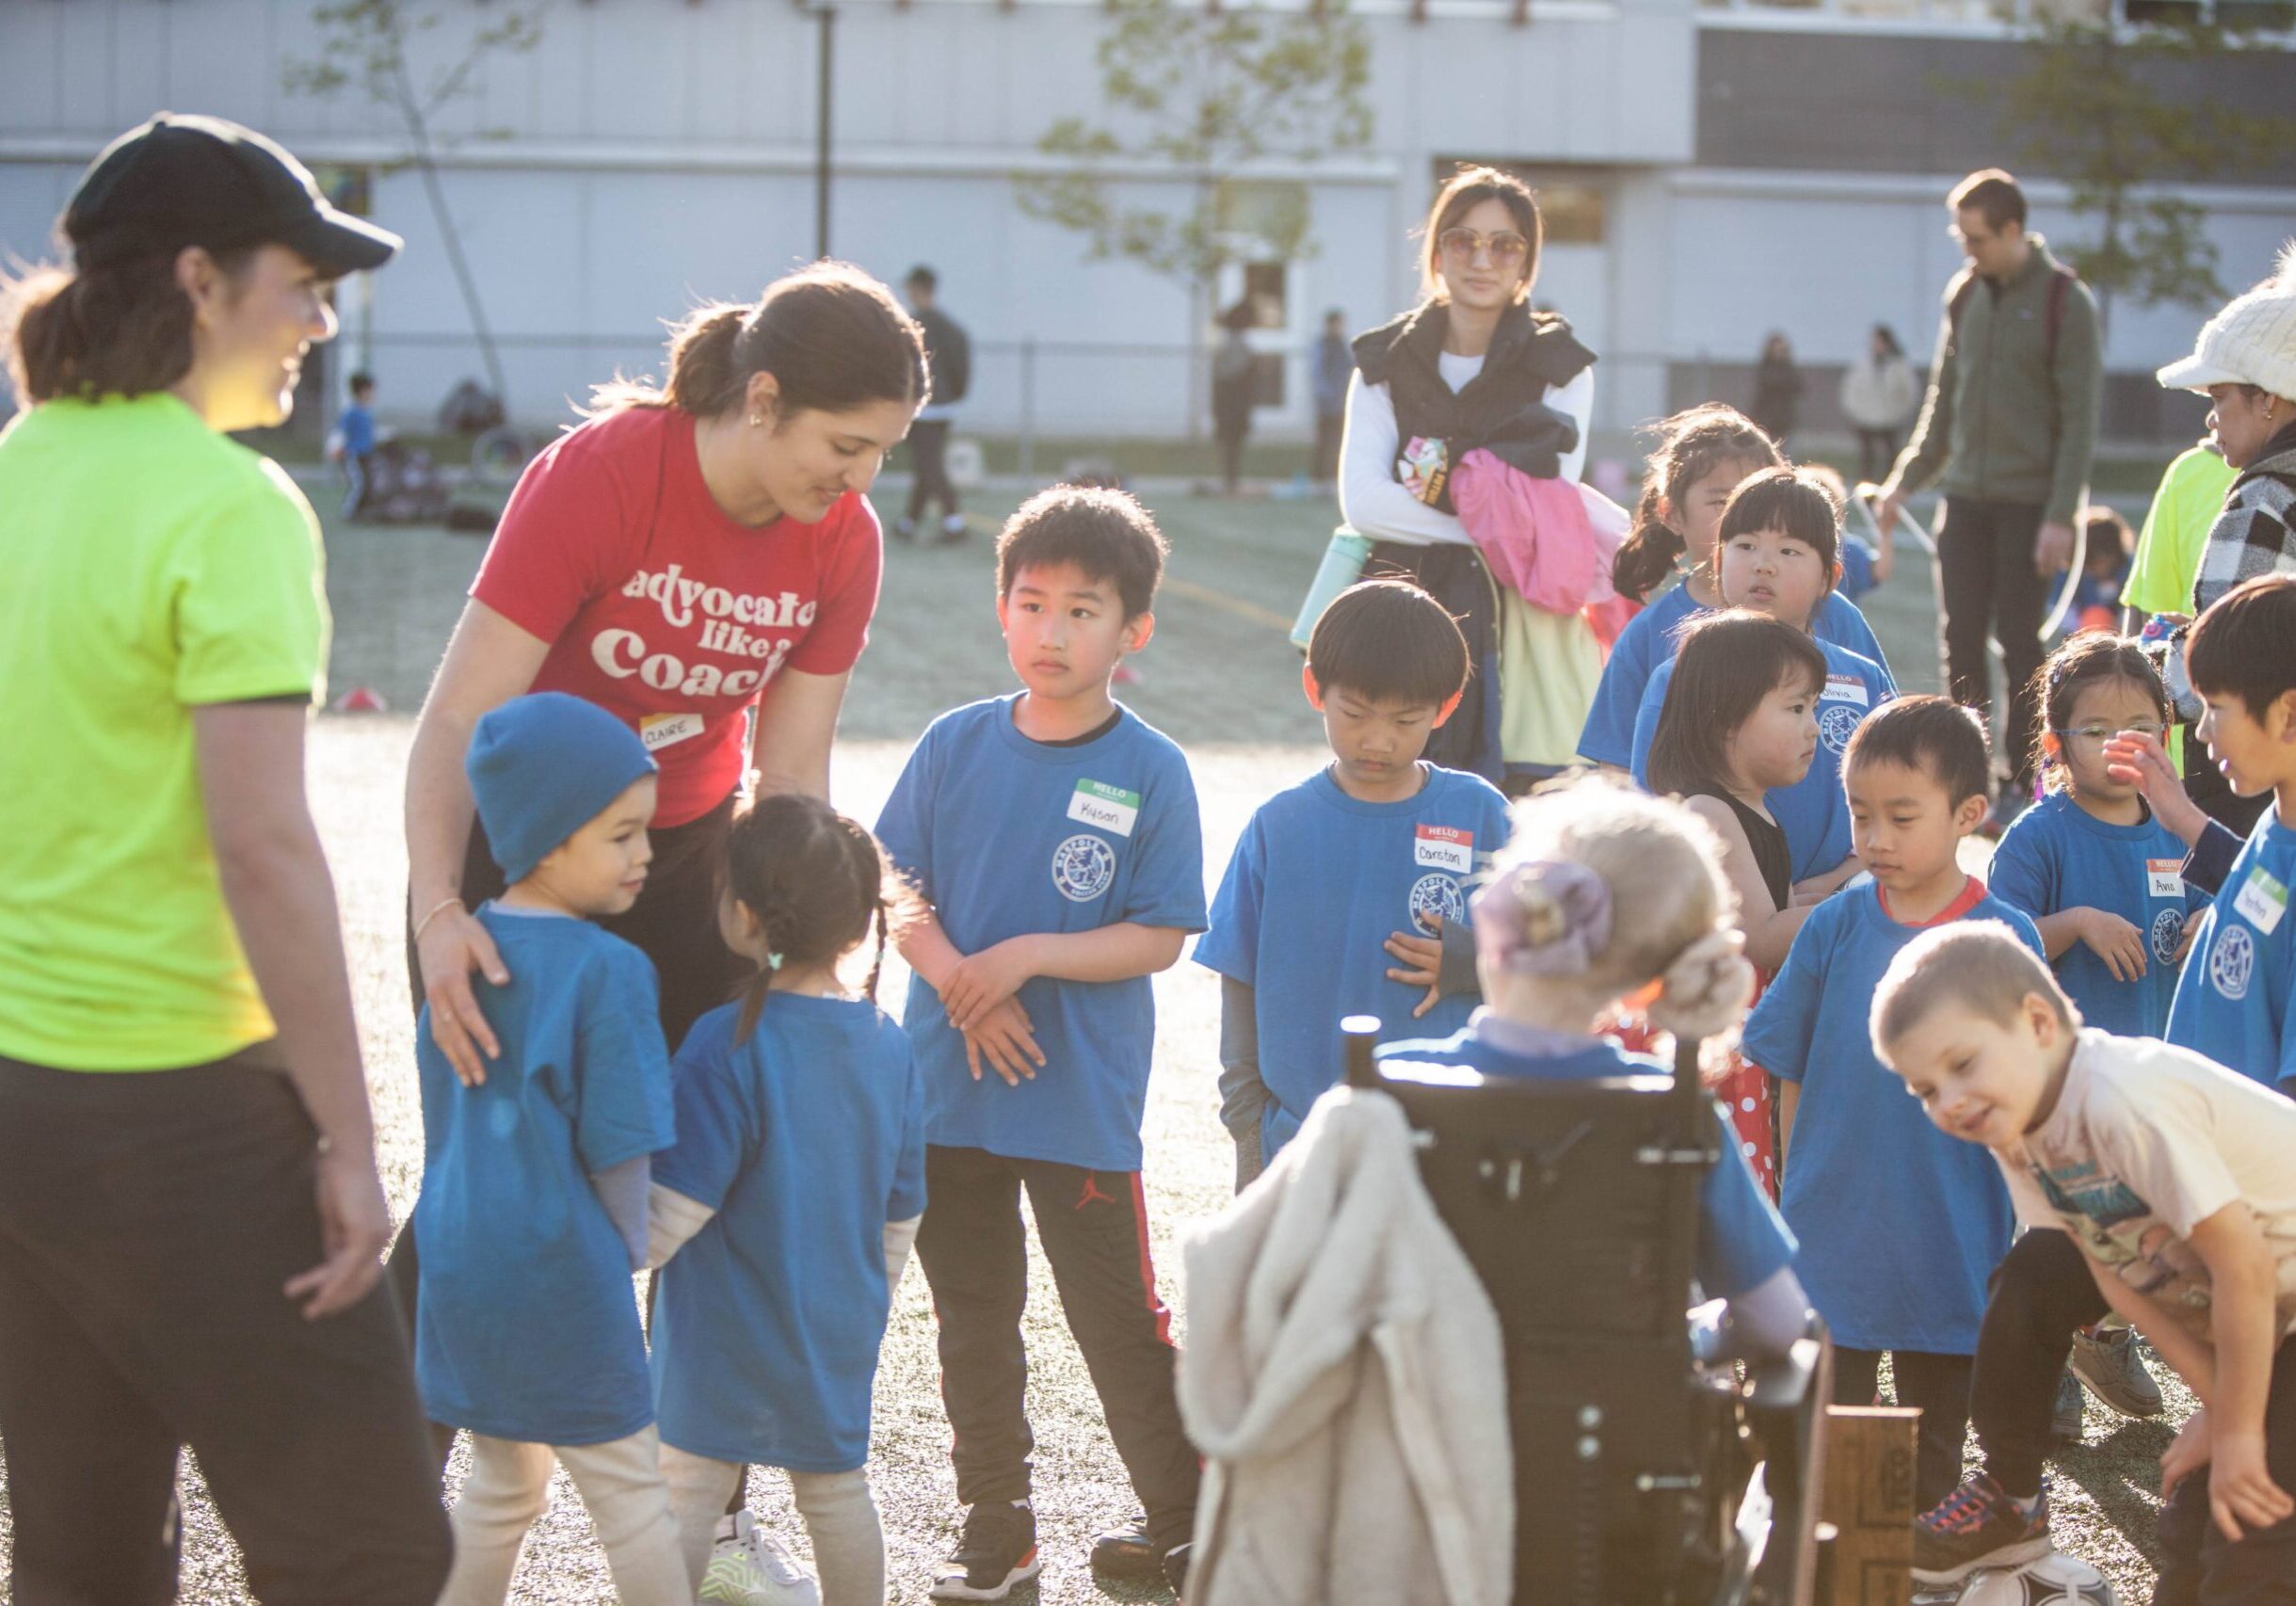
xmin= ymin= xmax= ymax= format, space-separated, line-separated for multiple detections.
xmin=0 ymin=116 xmax=449 ymax=1602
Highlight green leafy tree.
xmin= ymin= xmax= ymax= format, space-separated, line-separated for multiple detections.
xmin=1017 ymin=0 xmax=1373 ymax=424
xmin=1980 ymin=14 xmax=2295 ymax=329
xmin=284 ymin=0 xmax=547 ymax=405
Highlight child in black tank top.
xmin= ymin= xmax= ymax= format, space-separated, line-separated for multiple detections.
xmin=1640 ymin=610 xmax=1841 ymax=1194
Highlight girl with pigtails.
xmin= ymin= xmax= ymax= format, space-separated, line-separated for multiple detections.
xmin=1577 ymin=403 xmax=1888 ymax=773
xmin=648 ymin=794 xmax=930 ymax=1606
xmin=1381 ymin=780 xmax=1809 ymax=1358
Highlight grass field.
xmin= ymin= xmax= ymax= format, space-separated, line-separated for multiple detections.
xmin=0 ymin=479 xmax=2188 ymax=1602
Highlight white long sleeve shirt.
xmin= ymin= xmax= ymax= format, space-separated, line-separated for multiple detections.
xmin=1339 ymin=349 xmax=1595 ymax=549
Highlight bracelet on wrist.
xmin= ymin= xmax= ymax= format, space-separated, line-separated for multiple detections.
xmin=412 ymin=894 xmax=465 ymax=941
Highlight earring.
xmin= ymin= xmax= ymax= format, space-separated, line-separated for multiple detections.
xmin=748 ymin=413 xmax=763 ymax=427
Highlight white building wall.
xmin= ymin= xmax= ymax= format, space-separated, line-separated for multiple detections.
xmin=0 ymin=0 xmax=2285 ymax=444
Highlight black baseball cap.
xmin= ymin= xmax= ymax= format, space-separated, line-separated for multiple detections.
xmin=65 ymin=113 xmax=401 ymax=278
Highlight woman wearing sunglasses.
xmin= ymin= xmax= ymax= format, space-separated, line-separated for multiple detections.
xmin=1339 ymin=164 xmax=1602 ymax=790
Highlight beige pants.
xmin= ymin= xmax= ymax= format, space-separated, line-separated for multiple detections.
xmin=439 ymin=1425 xmax=691 ymax=1606
xmin=659 ymin=1443 xmax=886 ymax=1606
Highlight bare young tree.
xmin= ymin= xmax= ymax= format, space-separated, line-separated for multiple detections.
xmin=284 ymin=0 xmax=547 ymax=407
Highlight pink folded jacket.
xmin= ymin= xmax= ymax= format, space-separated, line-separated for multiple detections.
xmin=1452 ymin=448 xmax=1630 ymax=619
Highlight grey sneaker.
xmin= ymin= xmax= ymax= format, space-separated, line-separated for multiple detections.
xmin=2050 ymin=1368 xmax=2083 ymax=1442
xmin=2068 ymin=1323 xmax=2165 ymax=1418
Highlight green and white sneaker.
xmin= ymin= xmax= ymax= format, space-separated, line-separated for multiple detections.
xmin=700 ymin=1509 xmax=821 ymax=1606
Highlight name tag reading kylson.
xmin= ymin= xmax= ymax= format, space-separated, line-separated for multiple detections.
xmin=640 ymin=711 xmax=705 ymax=751
xmin=1068 ymin=779 xmax=1141 ymax=837
xmin=1415 ymin=825 xmax=1473 ymax=874
xmin=1822 ymin=674 xmax=1869 ymax=707
xmin=2149 ymin=859 xmax=2185 ymax=900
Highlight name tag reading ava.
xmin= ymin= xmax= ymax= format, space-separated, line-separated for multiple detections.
xmin=2149 ymin=859 xmax=2185 ymax=900
xmin=1068 ymin=778 xmax=1141 ymax=837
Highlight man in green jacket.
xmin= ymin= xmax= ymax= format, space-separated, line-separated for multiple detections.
xmin=1875 ymin=169 xmax=2103 ymax=830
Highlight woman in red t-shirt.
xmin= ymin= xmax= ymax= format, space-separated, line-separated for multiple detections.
xmin=405 ymin=262 xmax=925 ymax=1078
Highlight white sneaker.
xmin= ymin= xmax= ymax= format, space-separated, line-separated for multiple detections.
xmin=699 ymin=1509 xmax=821 ymax=1606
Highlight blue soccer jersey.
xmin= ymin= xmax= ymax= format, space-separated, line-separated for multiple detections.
xmin=1578 ymin=583 xmax=1888 ymax=770
xmin=875 ymin=696 xmax=1207 ymax=1172
xmin=1196 ymin=763 xmax=1512 ymax=1160
xmin=1741 ymin=880 xmax=2043 ymax=1354
xmin=2166 ymin=807 xmax=2296 ymax=1094
xmin=1632 ymin=636 xmax=1894 ymax=884
xmin=413 ymin=907 xmax=675 ymax=1445
xmin=651 ymin=995 xmax=927 ymax=1473
xmin=1375 ymin=1028 xmax=1797 ymax=1300
xmin=1989 ymin=792 xmax=2209 ymax=1039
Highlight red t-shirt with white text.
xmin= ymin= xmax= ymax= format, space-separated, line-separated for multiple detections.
xmin=473 ymin=406 xmax=882 ymax=827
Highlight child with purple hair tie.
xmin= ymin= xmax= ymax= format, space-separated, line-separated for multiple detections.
xmin=1380 ymin=779 xmax=1810 ymax=1360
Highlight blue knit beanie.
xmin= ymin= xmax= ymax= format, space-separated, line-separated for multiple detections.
xmin=466 ymin=693 xmax=659 ymax=885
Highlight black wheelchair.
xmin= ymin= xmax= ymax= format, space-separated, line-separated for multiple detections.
xmin=1345 ymin=1019 xmax=1832 ymax=1606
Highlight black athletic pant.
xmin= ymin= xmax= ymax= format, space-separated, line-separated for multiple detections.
xmin=907 ymin=418 xmax=958 ymax=525
xmin=1936 ymin=498 xmax=2051 ymax=795
xmin=2155 ymin=1336 xmax=2296 ymax=1605
xmin=1834 ymin=1345 xmax=1978 ymax=1514
xmin=390 ymin=791 xmax=747 ymax=1468
xmin=915 ymin=1145 xmax=1200 ymax=1555
xmin=1855 ymin=428 xmax=1900 ymax=485
xmin=1968 ymin=1228 xmax=2107 ymax=1502
xmin=1312 ymin=410 xmax=1344 ymax=483
xmin=0 ymin=1052 xmax=453 ymax=1606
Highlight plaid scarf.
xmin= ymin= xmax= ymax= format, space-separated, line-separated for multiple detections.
xmin=2193 ymin=422 xmax=2296 ymax=615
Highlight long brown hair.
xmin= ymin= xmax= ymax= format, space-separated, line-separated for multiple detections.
xmin=722 ymin=793 xmax=923 ymax=1038
xmin=1612 ymin=404 xmax=1782 ymax=603
xmin=4 ymin=248 xmax=256 ymax=404
xmin=1417 ymin=165 xmax=1542 ymax=304
xmin=1646 ymin=610 xmax=1828 ymax=797
xmin=590 ymin=261 xmax=926 ymax=421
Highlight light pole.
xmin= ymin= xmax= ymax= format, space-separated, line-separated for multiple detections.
xmin=811 ymin=2 xmax=835 ymax=259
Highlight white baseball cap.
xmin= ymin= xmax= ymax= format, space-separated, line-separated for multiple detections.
xmin=2158 ymin=242 xmax=2296 ymax=398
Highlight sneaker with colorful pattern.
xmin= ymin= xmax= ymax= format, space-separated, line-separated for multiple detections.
xmin=1912 ymin=1470 xmax=2052 ymax=1585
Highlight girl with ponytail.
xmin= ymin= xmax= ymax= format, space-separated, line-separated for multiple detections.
xmin=395 ymin=263 xmax=924 ymax=1534
xmin=648 ymin=794 xmax=926 ymax=1606
xmin=1577 ymin=404 xmax=1890 ymax=770
xmin=1381 ymin=779 xmax=1809 ymax=1358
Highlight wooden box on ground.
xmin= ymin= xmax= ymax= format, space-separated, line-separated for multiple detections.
xmin=1819 ymin=1405 xmax=1917 ymax=1606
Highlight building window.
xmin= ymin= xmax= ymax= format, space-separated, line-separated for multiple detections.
xmin=1429 ymin=158 xmax=1607 ymax=245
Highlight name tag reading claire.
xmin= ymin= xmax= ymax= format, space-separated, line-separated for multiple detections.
xmin=2235 ymin=865 xmax=2288 ymax=936
xmin=1068 ymin=778 xmax=1141 ymax=837
xmin=640 ymin=711 xmax=704 ymax=751
xmin=1415 ymin=824 xmax=1474 ymax=873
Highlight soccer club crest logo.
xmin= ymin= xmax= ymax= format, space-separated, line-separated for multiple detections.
xmin=1408 ymin=873 xmax=1466 ymax=935
xmin=1051 ymin=832 xmax=1116 ymax=903
xmin=1819 ymin=703 xmax=1863 ymax=756
xmin=2150 ymin=908 xmax=2185 ymax=966
xmin=2209 ymin=923 xmax=2255 ymax=1002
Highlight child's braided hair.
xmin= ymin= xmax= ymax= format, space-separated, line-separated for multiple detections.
xmin=1612 ymin=403 xmax=1783 ymax=604
xmin=722 ymin=793 xmax=923 ymax=1037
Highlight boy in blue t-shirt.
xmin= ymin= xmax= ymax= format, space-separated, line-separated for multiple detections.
xmin=413 ymin=692 xmax=685 ymax=1603
xmin=336 ymin=369 xmax=377 ymax=520
xmin=1742 ymin=696 xmax=2045 ymax=1517
xmin=876 ymin=486 xmax=1207 ymax=1600
xmin=2158 ymin=576 xmax=2296 ymax=1093
xmin=1196 ymin=578 xmax=1510 ymax=1186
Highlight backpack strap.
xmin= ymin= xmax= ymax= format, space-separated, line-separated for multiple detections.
xmin=1948 ymin=263 xmax=2079 ymax=362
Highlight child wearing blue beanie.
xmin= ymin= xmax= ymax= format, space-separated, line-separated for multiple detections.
xmin=415 ymin=691 xmax=690 ymax=1605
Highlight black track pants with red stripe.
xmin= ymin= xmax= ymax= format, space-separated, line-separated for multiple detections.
xmin=915 ymin=1145 xmax=1200 ymax=1553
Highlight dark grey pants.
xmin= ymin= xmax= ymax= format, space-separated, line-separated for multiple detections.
xmin=1935 ymin=497 xmax=2051 ymax=795
xmin=0 ymin=1052 xmax=451 ymax=1605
